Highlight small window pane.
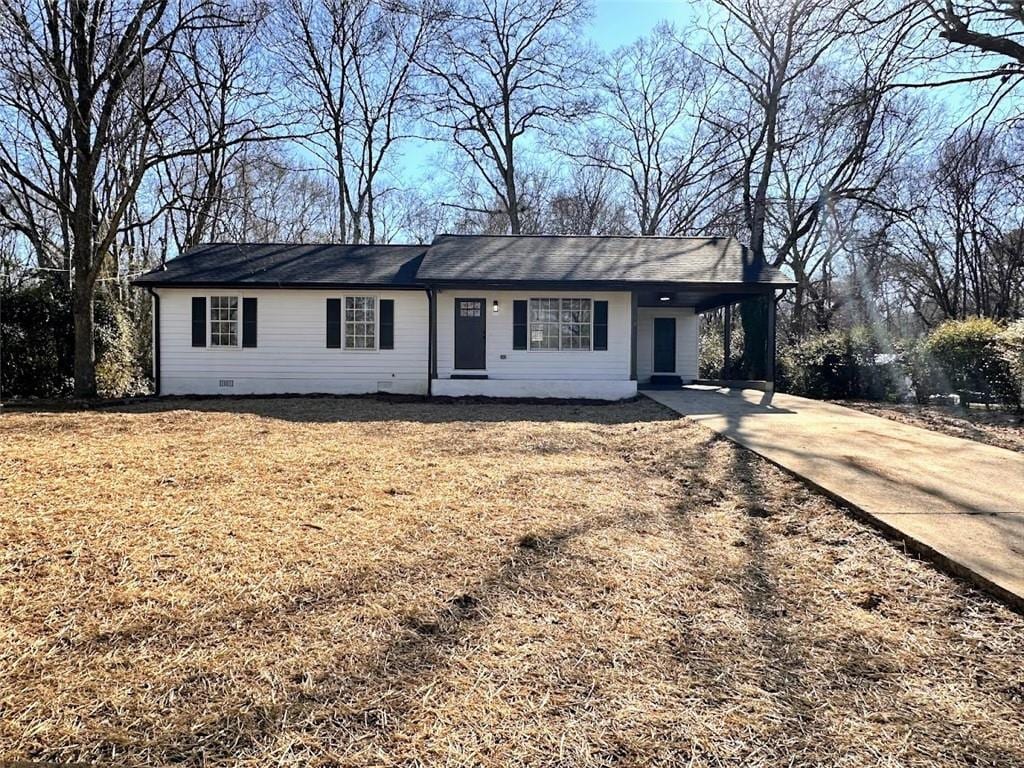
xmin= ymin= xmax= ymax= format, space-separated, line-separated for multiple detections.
xmin=560 ymin=298 xmax=591 ymax=350
xmin=529 ymin=298 xmax=560 ymax=350
xmin=344 ymin=296 xmax=376 ymax=349
xmin=210 ymin=296 xmax=238 ymax=347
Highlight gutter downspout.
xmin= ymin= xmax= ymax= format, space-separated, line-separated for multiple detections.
xmin=147 ymin=287 xmax=161 ymax=396
xmin=426 ymin=287 xmax=436 ymax=397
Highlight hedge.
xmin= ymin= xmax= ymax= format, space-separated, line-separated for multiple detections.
xmin=777 ymin=327 xmax=907 ymax=401
xmin=920 ymin=317 xmax=1020 ymax=408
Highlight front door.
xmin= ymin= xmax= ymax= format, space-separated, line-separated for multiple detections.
xmin=653 ymin=317 xmax=676 ymax=373
xmin=454 ymin=298 xmax=486 ymax=370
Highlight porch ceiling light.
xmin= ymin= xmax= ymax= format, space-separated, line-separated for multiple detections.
xmin=659 ymin=294 xmax=671 ymax=302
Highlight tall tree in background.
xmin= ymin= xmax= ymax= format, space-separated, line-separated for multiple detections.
xmin=705 ymin=0 xmax=914 ymax=375
xmin=929 ymin=0 xmax=1024 ymax=72
xmin=0 ymin=0 xmax=264 ymax=396
xmin=423 ymin=0 xmax=593 ymax=234
xmin=278 ymin=0 xmax=434 ymax=243
xmin=579 ymin=23 xmax=728 ymax=235
xmin=891 ymin=127 xmax=1024 ymax=323
xmin=158 ymin=1 xmax=273 ymax=251
xmin=544 ymin=164 xmax=631 ymax=235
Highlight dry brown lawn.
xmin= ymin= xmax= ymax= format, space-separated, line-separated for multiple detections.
xmin=1 ymin=397 xmax=1022 ymax=767
xmin=836 ymin=399 xmax=1024 ymax=454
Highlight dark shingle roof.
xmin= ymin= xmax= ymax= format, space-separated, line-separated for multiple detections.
xmin=133 ymin=235 xmax=794 ymax=289
xmin=416 ymin=235 xmax=792 ymax=285
xmin=133 ymin=242 xmax=426 ymax=287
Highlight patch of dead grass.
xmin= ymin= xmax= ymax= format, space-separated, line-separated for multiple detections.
xmin=1 ymin=397 xmax=1022 ymax=766
xmin=837 ymin=399 xmax=1024 ymax=454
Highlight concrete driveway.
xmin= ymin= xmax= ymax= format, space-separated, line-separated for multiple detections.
xmin=645 ymin=386 xmax=1024 ymax=611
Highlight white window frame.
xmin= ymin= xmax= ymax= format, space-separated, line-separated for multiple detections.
xmin=343 ymin=294 xmax=378 ymax=351
xmin=528 ymin=297 xmax=593 ymax=351
xmin=209 ymin=295 xmax=240 ymax=348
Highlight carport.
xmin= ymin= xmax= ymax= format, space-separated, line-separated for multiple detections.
xmin=630 ymin=282 xmax=791 ymax=391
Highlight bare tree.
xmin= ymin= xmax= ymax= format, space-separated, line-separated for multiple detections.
xmin=0 ymin=0 xmax=265 ymax=396
xmin=277 ymin=0 xmax=434 ymax=243
xmin=575 ymin=23 xmax=728 ymax=235
xmin=422 ymin=0 xmax=593 ymax=234
xmin=929 ymin=0 xmax=1024 ymax=71
xmin=886 ymin=1 xmax=1024 ymax=127
xmin=158 ymin=2 xmax=274 ymax=251
xmin=891 ymin=128 xmax=1024 ymax=324
xmin=212 ymin=145 xmax=341 ymax=243
xmin=543 ymin=164 xmax=631 ymax=235
xmin=703 ymin=0 xmax=916 ymax=375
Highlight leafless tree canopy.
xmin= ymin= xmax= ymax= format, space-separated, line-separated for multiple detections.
xmin=418 ymin=0 xmax=594 ymax=234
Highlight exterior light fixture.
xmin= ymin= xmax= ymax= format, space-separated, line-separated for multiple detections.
xmin=492 ymin=300 xmax=499 ymax=313
xmin=659 ymin=294 xmax=671 ymax=302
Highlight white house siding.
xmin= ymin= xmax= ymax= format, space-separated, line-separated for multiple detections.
xmin=435 ymin=290 xmax=632 ymax=380
xmin=637 ymin=306 xmax=698 ymax=383
xmin=155 ymin=288 xmax=429 ymax=395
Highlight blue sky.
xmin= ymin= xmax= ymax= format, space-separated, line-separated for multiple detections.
xmin=589 ymin=0 xmax=691 ymax=50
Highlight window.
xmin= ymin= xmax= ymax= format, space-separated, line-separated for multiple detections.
xmin=560 ymin=298 xmax=592 ymax=350
xmin=529 ymin=298 xmax=592 ymax=351
xmin=529 ymin=298 xmax=560 ymax=350
xmin=345 ymin=296 xmax=376 ymax=349
xmin=210 ymin=296 xmax=238 ymax=347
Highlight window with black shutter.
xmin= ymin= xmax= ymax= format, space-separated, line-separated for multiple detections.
xmin=242 ymin=298 xmax=257 ymax=348
xmin=512 ymin=300 xmax=527 ymax=350
xmin=379 ymin=299 xmax=394 ymax=350
xmin=593 ymin=300 xmax=608 ymax=350
xmin=191 ymin=297 xmax=206 ymax=347
xmin=326 ymin=298 xmax=342 ymax=348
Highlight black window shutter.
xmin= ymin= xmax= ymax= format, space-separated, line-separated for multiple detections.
xmin=191 ymin=297 xmax=206 ymax=347
xmin=593 ymin=300 xmax=608 ymax=350
xmin=326 ymin=298 xmax=341 ymax=348
xmin=512 ymin=300 xmax=528 ymax=350
xmin=242 ymin=297 xmax=257 ymax=348
xmin=379 ymin=299 xmax=394 ymax=350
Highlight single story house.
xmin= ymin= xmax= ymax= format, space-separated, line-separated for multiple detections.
xmin=133 ymin=234 xmax=793 ymax=400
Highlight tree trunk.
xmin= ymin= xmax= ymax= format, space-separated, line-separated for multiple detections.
xmin=335 ymin=147 xmax=347 ymax=241
xmin=505 ymin=163 xmax=520 ymax=235
xmin=72 ymin=274 xmax=96 ymax=398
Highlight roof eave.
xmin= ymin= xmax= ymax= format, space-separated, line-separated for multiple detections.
xmin=416 ymin=277 xmax=794 ymax=290
xmin=133 ymin=279 xmax=426 ymax=290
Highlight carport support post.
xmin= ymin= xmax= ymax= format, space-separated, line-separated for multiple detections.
xmin=766 ymin=292 xmax=776 ymax=392
xmin=722 ymin=304 xmax=732 ymax=378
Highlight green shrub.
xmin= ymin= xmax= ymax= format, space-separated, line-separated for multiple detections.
xmin=698 ymin=319 xmax=723 ymax=379
xmin=997 ymin=319 xmax=1024 ymax=406
xmin=906 ymin=339 xmax=943 ymax=405
xmin=0 ymin=278 xmax=74 ymax=398
xmin=1 ymin=279 xmax=150 ymax=400
xmin=95 ymin=290 xmax=149 ymax=398
xmin=778 ymin=327 xmax=906 ymax=401
xmin=698 ymin=313 xmax=744 ymax=379
xmin=923 ymin=317 xmax=1019 ymax=407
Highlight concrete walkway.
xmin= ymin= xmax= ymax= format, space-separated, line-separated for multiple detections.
xmin=645 ymin=386 xmax=1024 ymax=611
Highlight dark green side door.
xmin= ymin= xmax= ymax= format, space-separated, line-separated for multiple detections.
xmin=653 ymin=317 xmax=676 ymax=373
